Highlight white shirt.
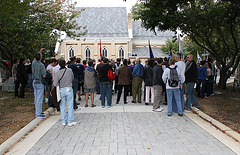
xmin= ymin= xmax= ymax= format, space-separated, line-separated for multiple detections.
xmin=52 ymin=64 xmax=60 ymax=82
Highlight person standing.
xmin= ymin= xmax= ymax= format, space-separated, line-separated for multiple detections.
xmin=197 ymin=61 xmax=208 ymax=98
xmin=17 ymin=58 xmax=28 ymax=98
xmin=12 ymin=58 xmax=19 ymax=97
xmin=174 ymin=53 xmax=186 ymax=111
xmin=185 ymin=54 xmax=200 ymax=110
xmin=162 ymin=58 xmax=185 ymax=116
xmin=53 ymin=59 xmax=77 ymax=127
xmin=84 ymin=60 xmax=97 ymax=107
xmin=152 ymin=58 xmax=164 ymax=112
xmin=132 ymin=58 xmax=144 ymax=103
xmin=68 ymin=56 xmax=81 ymax=111
xmin=116 ymin=59 xmax=132 ymax=104
xmin=114 ymin=58 xmax=121 ymax=93
xmin=143 ymin=59 xmax=155 ymax=105
xmin=76 ymin=58 xmax=84 ymax=101
xmin=32 ymin=52 xmax=46 ymax=118
xmin=25 ymin=59 xmax=33 ymax=89
xmin=99 ymin=58 xmax=112 ymax=108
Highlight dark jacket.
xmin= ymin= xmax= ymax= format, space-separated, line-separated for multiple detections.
xmin=17 ymin=64 xmax=28 ymax=84
xmin=185 ymin=60 xmax=198 ymax=83
xmin=99 ymin=64 xmax=112 ymax=82
xmin=143 ymin=65 xmax=153 ymax=86
xmin=197 ymin=66 xmax=208 ymax=80
xmin=68 ymin=62 xmax=81 ymax=79
xmin=118 ymin=65 xmax=132 ymax=85
xmin=153 ymin=65 xmax=164 ymax=86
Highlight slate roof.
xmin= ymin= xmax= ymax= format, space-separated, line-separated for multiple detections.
xmin=75 ymin=7 xmax=128 ymax=38
xmin=133 ymin=21 xmax=174 ymax=40
xmin=132 ymin=46 xmax=167 ymax=58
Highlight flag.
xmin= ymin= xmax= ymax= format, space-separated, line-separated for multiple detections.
xmin=148 ymin=40 xmax=154 ymax=59
xmin=100 ymin=39 xmax=102 ymax=59
xmin=178 ymin=34 xmax=184 ymax=61
xmin=197 ymin=51 xmax=202 ymax=63
xmin=167 ymin=46 xmax=171 ymax=59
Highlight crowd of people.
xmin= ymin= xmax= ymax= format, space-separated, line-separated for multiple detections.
xmin=11 ymin=49 xmax=217 ymax=127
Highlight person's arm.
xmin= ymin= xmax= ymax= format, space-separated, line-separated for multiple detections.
xmin=162 ymin=69 xmax=168 ymax=84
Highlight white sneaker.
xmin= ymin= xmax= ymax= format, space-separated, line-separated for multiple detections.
xmin=62 ymin=123 xmax=66 ymax=126
xmin=45 ymin=98 xmax=48 ymax=103
xmin=68 ymin=122 xmax=77 ymax=127
xmin=153 ymin=107 xmax=164 ymax=112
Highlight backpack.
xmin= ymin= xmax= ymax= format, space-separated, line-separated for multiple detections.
xmin=168 ymin=66 xmax=179 ymax=87
xmin=108 ymin=69 xmax=115 ymax=82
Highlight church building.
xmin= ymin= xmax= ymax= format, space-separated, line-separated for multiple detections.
xmin=56 ymin=7 xmax=174 ymax=62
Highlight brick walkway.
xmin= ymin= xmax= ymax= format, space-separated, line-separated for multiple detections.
xmin=24 ymin=93 xmax=235 ymax=155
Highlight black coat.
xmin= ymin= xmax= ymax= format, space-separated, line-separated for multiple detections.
xmin=17 ymin=64 xmax=28 ymax=84
xmin=143 ymin=66 xmax=153 ymax=86
xmin=185 ymin=60 xmax=197 ymax=83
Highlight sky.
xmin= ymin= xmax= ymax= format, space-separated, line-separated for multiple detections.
xmin=73 ymin=0 xmax=138 ymax=13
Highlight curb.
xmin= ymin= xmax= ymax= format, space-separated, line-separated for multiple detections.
xmin=192 ymin=107 xmax=240 ymax=143
xmin=0 ymin=107 xmax=54 ymax=155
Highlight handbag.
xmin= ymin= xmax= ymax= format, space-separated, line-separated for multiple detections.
xmin=108 ymin=68 xmax=115 ymax=82
xmin=57 ymin=68 xmax=67 ymax=102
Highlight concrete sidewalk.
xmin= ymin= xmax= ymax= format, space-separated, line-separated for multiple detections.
xmin=5 ymin=92 xmax=240 ymax=155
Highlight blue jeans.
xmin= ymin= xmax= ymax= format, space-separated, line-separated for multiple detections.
xmin=167 ymin=89 xmax=183 ymax=115
xmin=180 ymin=84 xmax=185 ymax=112
xmin=100 ymin=81 xmax=112 ymax=106
xmin=72 ymin=78 xmax=79 ymax=109
xmin=33 ymin=80 xmax=44 ymax=117
xmin=186 ymin=82 xmax=199 ymax=109
xmin=60 ymin=87 xmax=74 ymax=124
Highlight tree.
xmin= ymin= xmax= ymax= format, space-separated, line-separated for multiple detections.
xmin=132 ymin=0 xmax=240 ymax=89
xmin=0 ymin=0 xmax=87 ymax=77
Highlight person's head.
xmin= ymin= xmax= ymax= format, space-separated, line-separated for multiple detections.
xmin=187 ymin=54 xmax=194 ymax=62
xmin=51 ymin=58 xmax=57 ymax=66
xmin=164 ymin=57 xmax=168 ymax=62
xmin=70 ymin=56 xmax=77 ymax=62
xmin=26 ymin=59 xmax=30 ymax=63
xmin=136 ymin=57 xmax=140 ymax=64
xmin=98 ymin=59 xmax=101 ymax=62
xmin=148 ymin=59 xmax=155 ymax=67
xmin=82 ymin=60 xmax=86 ymax=65
xmin=103 ymin=58 xmax=108 ymax=64
xmin=117 ymin=58 xmax=121 ymax=63
xmin=13 ymin=58 xmax=18 ymax=64
xmin=35 ymin=52 xmax=42 ymax=61
xmin=92 ymin=59 xmax=96 ymax=63
xmin=20 ymin=58 xmax=25 ymax=64
xmin=169 ymin=58 xmax=176 ymax=65
xmin=174 ymin=53 xmax=181 ymax=62
xmin=200 ymin=61 xmax=205 ymax=66
xmin=76 ymin=58 xmax=81 ymax=63
xmin=157 ymin=58 xmax=163 ymax=65
xmin=123 ymin=59 xmax=128 ymax=66
xmin=88 ymin=60 xmax=93 ymax=66
xmin=101 ymin=57 xmax=105 ymax=62
xmin=59 ymin=59 xmax=66 ymax=68
xmin=128 ymin=59 xmax=131 ymax=65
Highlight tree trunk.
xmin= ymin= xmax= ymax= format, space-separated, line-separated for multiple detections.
xmin=218 ymin=68 xmax=228 ymax=89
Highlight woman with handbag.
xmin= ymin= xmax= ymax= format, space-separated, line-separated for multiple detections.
xmin=53 ymin=59 xmax=77 ymax=127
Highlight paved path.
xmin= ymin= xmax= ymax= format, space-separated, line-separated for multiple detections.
xmin=7 ymin=92 xmax=238 ymax=155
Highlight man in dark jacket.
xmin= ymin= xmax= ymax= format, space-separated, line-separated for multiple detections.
xmin=68 ymin=56 xmax=81 ymax=111
xmin=185 ymin=54 xmax=200 ymax=110
xmin=152 ymin=58 xmax=164 ymax=112
xmin=17 ymin=58 xmax=28 ymax=98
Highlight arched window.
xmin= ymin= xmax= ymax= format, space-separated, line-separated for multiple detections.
xmin=85 ymin=47 xmax=91 ymax=61
xmin=119 ymin=47 xmax=124 ymax=60
xmin=102 ymin=47 xmax=108 ymax=58
xmin=69 ymin=47 xmax=75 ymax=58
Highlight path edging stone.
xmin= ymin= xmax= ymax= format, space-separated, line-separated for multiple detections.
xmin=192 ymin=107 xmax=240 ymax=142
xmin=0 ymin=107 xmax=54 ymax=155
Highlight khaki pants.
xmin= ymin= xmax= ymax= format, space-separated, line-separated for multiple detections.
xmin=132 ymin=77 xmax=143 ymax=102
xmin=153 ymin=85 xmax=163 ymax=109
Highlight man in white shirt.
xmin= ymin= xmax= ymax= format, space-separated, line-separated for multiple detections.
xmin=174 ymin=53 xmax=186 ymax=112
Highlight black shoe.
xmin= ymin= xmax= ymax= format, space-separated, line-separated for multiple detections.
xmin=132 ymin=101 xmax=136 ymax=103
xmin=138 ymin=101 xmax=141 ymax=103
xmin=163 ymin=102 xmax=167 ymax=105
xmin=124 ymin=102 xmax=127 ymax=104
xmin=167 ymin=114 xmax=172 ymax=116
xmin=178 ymin=113 xmax=183 ymax=117
xmin=78 ymin=98 xmax=81 ymax=101
xmin=97 ymin=92 xmax=100 ymax=94
xmin=116 ymin=101 xmax=119 ymax=104
xmin=145 ymin=103 xmax=149 ymax=105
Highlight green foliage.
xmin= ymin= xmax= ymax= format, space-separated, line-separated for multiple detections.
xmin=132 ymin=0 xmax=240 ymax=88
xmin=0 ymin=0 xmax=87 ymax=76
